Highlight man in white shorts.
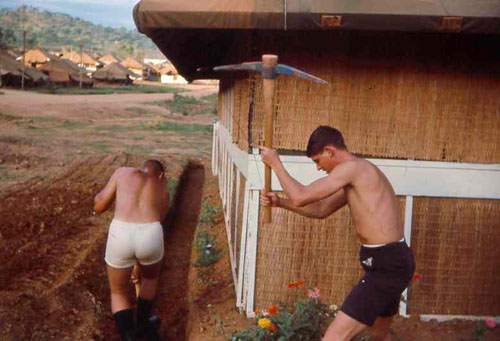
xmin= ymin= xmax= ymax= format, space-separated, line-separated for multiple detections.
xmin=94 ymin=159 xmax=169 ymax=340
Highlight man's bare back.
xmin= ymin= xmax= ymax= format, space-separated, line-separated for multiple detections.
xmin=94 ymin=166 xmax=169 ymax=223
xmin=113 ymin=167 xmax=169 ymax=223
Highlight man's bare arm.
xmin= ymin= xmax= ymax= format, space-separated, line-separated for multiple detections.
xmin=267 ymin=155 xmax=355 ymax=207
xmin=94 ymin=169 xmax=120 ymax=214
xmin=262 ymin=189 xmax=347 ymax=219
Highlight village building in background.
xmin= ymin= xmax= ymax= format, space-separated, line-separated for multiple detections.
xmin=38 ymin=57 xmax=93 ymax=86
xmin=17 ymin=47 xmax=52 ymax=69
xmin=1 ymin=49 xmax=48 ymax=87
xmin=60 ymin=50 xmax=102 ymax=73
xmin=92 ymin=62 xmax=138 ymax=84
xmin=134 ymin=0 xmax=500 ymax=322
xmin=98 ymin=53 xmax=122 ymax=66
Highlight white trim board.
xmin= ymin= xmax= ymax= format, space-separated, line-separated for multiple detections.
xmin=217 ymin=124 xmax=249 ymax=178
xmin=247 ymin=155 xmax=500 ymax=199
xmin=420 ymin=315 xmax=500 ymax=323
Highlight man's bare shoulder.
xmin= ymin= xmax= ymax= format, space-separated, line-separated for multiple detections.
xmin=113 ymin=167 xmax=142 ymax=179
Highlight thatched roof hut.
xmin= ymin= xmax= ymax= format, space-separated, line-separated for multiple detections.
xmin=99 ymin=53 xmax=122 ymax=65
xmin=135 ymin=0 xmax=500 ymax=320
xmin=61 ymin=51 xmax=102 ymax=71
xmin=92 ymin=62 xmax=139 ymax=83
xmin=0 ymin=50 xmax=48 ymax=86
xmin=39 ymin=57 xmax=93 ymax=85
xmin=18 ymin=48 xmax=53 ymax=67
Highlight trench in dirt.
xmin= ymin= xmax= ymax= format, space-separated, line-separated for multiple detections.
xmin=144 ymin=162 xmax=205 ymax=341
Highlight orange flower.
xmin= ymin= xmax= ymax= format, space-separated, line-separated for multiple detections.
xmin=268 ymin=304 xmax=278 ymax=316
xmin=268 ymin=323 xmax=278 ymax=333
xmin=288 ymin=279 xmax=304 ymax=288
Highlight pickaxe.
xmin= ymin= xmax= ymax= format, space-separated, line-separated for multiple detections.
xmin=214 ymin=55 xmax=327 ymax=223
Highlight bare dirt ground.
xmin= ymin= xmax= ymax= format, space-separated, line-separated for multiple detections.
xmin=0 ymin=86 xmax=498 ymax=340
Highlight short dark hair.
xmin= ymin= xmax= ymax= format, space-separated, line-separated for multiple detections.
xmin=306 ymin=126 xmax=347 ymax=157
xmin=143 ymin=159 xmax=165 ymax=175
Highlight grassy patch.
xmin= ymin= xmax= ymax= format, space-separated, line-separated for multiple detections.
xmin=60 ymin=120 xmax=86 ymax=130
xmin=140 ymin=121 xmax=212 ymax=133
xmin=32 ymin=86 xmax=179 ymax=95
xmin=126 ymin=107 xmax=157 ymax=116
xmin=86 ymin=141 xmax=110 ymax=153
xmin=94 ymin=125 xmax=135 ymax=132
xmin=0 ymin=173 xmax=17 ymax=182
xmin=0 ymin=112 xmax=21 ymax=121
xmin=152 ymin=93 xmax=217 ymax=116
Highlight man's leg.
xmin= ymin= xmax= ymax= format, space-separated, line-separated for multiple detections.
xmin=136 ymin=261 xmax=162 ymax=336
xmin=107 ymin=265 xmax=135 ymax=340
xmin=107 ymin=265 xmax=134 ymax=313
xmin=322 ymin=311 xmax=367 ymax=341
xmin=368 ymin=316 xmax=393 ymax=341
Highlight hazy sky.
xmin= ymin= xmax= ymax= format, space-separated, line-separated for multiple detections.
xmin=0 ymin=0 xmax=140 ymax=29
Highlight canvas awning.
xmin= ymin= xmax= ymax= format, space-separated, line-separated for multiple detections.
xmin=134 ymin=0 xmax=500 ymax=80
xmin=134 ymin=0 xmax=500 ymax=33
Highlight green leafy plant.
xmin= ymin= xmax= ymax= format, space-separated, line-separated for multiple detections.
xmin=232 ymin=282 xmax=337 ymax=341
xmin=193 ymin=230 xmax=223 ymax=267
xmin=199 ymin=199 xmax=219 ymax=225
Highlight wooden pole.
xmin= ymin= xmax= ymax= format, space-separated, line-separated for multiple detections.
xmin=79 ymin=39 xmax=83 ymax=88
xmin=262 ymin=54 xmax=278 ymax=223
xmin=21 ymin=1 xmax=26 ymax=91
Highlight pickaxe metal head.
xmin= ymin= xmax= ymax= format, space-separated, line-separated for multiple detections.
xmin=213 ymin=56 xmax=327 ymax=84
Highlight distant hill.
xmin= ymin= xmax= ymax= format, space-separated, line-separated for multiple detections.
xmin=0 ymin=6 xmax=163 ymax=59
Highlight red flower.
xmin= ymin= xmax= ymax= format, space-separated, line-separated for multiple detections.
xmin=413 ymin=273 xmax=421 ymax=282
xmin=268 ymin=323 xmax=278 ymax=333
xmin=288 ymin=279 xmax=305 ymax=288
xmin=268 ymin=304 xmax=278 ymax=316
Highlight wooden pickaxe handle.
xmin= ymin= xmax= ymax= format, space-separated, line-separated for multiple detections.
xmin=262 ymin=54 xmax=278 ymax=223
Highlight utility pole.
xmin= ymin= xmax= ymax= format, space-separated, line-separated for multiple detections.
xmin=140 ymin=51 xmax=144 ymax=87
xmin=79 ymin=39 xmax=83 ymax=88
xmin=21 ymin=1 xmax=26 ymax=90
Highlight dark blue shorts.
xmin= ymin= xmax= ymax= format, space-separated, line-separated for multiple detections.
xmin=340 ymin=240 xmax=415 ymax=326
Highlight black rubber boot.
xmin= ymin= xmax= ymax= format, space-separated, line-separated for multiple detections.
xmin=113 ymin=309 xmax=135 ymax=341
xmin=136 ymin=315 xmax=161 ymax=340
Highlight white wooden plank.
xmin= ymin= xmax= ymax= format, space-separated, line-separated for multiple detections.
xmin=399 ymin=196 xmax=413 ymax=317
xmin=420 ymin=315 xmax=500 ymax=322
xmin=211 ymin=121 xmax=218 ymax=175
xmin=234 ymin=171 xmax=241 ymax=277
xmin=247 ymin=155 xmax=500 ymax=199
xmin=245 ymin=189 xmax=260 ymax=316
xmin=236 ymin=182 xmax=250 ymax=308
xmin=217 ymin=124 xmax=248 ymax=178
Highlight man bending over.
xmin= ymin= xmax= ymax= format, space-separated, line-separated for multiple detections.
xmin=94 ymin=159 xmax=169 ymax=340
xmin=260 ymin=126 xmax=414 ymax=341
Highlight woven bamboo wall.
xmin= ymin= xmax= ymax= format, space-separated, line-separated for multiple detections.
xmin=254 ymin=197 xmax=406 ymax=310
xmin=408 ymin=198 xmax=500 ymax=315
xmin=227 ymin=31 xmax=500 ymax=163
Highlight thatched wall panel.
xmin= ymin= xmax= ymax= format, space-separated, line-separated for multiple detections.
xmin=243 ymin=33 xmax=500 ymax=163
xmin=254 ymin=197 xmax=406 ymax=310
xmin=408 ymin=198 xmax=500 ymax=315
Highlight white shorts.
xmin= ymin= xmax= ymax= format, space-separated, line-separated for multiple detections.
xmin=105 ymin=219 xmax=164 ymax=269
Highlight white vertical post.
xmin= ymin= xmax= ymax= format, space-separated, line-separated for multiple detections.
xmin=211 ymin=120 xmax=218 ymax=175
xmin=245 ymin=189 xmax=260 ymax=316
xmin=234 ymin=171 xmax=241 ymax=270
xmin=399 ymin=195 xmax=413 ymax=317
xmin=236 ymin=182 xmax=250 ymax=308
